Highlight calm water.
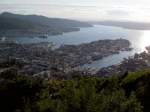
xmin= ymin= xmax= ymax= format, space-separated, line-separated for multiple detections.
xmin=8 ymin=25 xmax=150 ymax=68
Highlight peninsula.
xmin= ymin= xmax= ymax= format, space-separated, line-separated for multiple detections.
xmin=0 ymin=39 xmax=131 ymax=76
xmin=0 ymin=12 xmax=92 ymax=38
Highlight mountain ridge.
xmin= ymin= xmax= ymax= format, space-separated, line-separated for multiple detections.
xmin=0 ymin=12 xmax=92 ymax=37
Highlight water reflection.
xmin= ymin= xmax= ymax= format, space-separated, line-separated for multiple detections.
xmin=83 ymin=29 xmax=150 ymax=69
xmin=5 ymin=25 xmax=150 ymax=68
xmin=139 ymin=31 xmax=150 ymax=51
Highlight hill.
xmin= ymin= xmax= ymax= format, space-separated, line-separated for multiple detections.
xmin=0 ymin=67 xmax=150 ymax=112
xmin=0 ymin=12 xmax=92 ymax=37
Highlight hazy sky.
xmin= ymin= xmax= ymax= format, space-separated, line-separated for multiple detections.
xmin=0 ymin=0 xmax=150 ymax=22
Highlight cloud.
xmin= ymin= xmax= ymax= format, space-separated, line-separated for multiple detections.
xmin=0 ymin=1 xmax=150 ymax=22
xmin=106 ymin=10 xmax=129 ymax=16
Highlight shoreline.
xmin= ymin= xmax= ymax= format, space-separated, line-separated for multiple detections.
xmin=0 ymin=39 xmax=132 ymax=76
xmin=0 ymin=28 xmax=81 ymax=38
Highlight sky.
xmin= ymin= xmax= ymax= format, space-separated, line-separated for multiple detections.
xmin=0 ymin=0 xmax=150 ymax=22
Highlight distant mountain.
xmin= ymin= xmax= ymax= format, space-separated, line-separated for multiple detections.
xmin=0 ymin=12 xmax=92 ymax=37
xmin=0 ymin=14 xmax=38 ymax=30
xmin=92 ymin=20 xmax=150 ymax=30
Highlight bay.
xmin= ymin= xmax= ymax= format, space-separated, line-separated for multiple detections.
xmin=7 ymin=25 xmax=150 ymax=68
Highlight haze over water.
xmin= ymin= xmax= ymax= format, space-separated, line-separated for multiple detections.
xmin=1 ymin=0 xmax=150 ymax=68
xmin=7 ymin=25 xmax=150 ymax=68
xmin=1 ymin=0 xmax=150 ymax=22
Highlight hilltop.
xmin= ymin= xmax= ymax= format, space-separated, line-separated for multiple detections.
xmin=0 ymin=66 xmax=150 ymax=112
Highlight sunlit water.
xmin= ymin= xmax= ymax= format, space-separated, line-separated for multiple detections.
xmin=138 ymin=31 xmax=150 ymax=51
xmin=5 ymin=25 xmax=150 ymax=68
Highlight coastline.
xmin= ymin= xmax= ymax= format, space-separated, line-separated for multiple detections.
xmin=0 ymin=39 xmax=131 ymax=76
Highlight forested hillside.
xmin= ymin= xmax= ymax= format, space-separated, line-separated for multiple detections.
xmin=0 ymin=12 xmax=92 ymax=37
xmin=0 ymin=68 xmax=150 ymax=112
